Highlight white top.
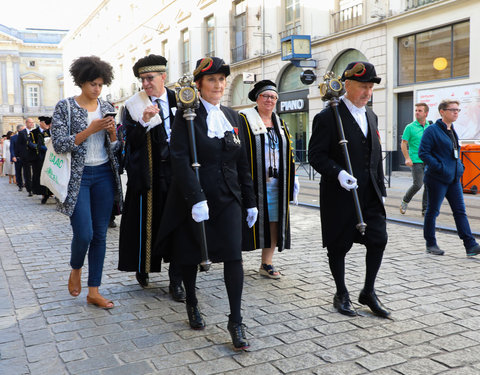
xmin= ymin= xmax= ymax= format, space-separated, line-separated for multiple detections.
xmin=84 ymin=106 xmax=109 ymax=166
xmin=342 ymin=95 xmax=368 ymax=137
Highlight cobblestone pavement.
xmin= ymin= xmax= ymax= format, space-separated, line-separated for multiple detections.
xmin=2 ymin=174 xmax=480 ymax=374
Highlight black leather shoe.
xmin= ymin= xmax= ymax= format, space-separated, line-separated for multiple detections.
xmin=41 ymin=196 xmax=48 ymax=204
xmin=333 ymin=292 xmax=356 ymax=316
xmin=135 ymin=272 xmax=149 ymax=287
xmin=18 ymin=187 xmax=22 ymax=191
xmin=227 ymin=320 xmax=250 ymax=350
xmin=28 ymin=191 xmax=33 ymax=197
xmin=169 ymin=284 xmax=186 ymax=302
xmin=358 ymin=290 xmax=390 ymax=318
xmin=186 ymin=304 xmax=205 ymax=330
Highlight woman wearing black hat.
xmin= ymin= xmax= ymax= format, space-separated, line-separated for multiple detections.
xmin=161 ymin=57 xmax=257 ymax=350
xmin=239 ymin=80 xmax=298 ymax=279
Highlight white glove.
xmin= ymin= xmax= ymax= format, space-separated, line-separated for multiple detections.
xmin=192 ymin=200 xmax=209 ymax=222
xmin=382 ymin=196 xmax=386 ymax=205
xmin=337 ymin=170 xmax=358 ymax=191
xmin=293 ymin=176 xmax=300 ymax=205
xmin=246 ymin=207 xmax=258 ymax=228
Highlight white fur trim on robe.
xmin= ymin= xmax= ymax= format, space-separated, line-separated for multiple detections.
xmin=125 ymin=90 xmax=162 ymax=131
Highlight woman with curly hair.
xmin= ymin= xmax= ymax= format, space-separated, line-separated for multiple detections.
xmin=51 ymin=56 xmax=123 ymax=309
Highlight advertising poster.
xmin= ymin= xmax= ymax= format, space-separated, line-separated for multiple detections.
xmin=417 ymin=83 xmax=480 ymax=140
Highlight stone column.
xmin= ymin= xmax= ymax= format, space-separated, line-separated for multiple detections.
xmin=13 ymin=60 xmax=22 ymax=113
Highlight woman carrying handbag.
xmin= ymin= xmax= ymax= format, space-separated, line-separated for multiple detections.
xmin=51 ymin=56 xmax=123 ymax=309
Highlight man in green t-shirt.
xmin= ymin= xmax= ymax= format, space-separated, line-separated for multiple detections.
xmin=400 ymin=102 xmax=430 ymax=215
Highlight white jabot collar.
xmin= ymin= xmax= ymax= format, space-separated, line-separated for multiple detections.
xmin=341 ymin=95 xmax=366 ymax=114
xmin=200 ymin=97 xmax=233 ymax=139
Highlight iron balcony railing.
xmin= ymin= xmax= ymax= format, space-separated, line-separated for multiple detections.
xmin=231 ymin=44 xmax=247 ymax=63
xmin=405 ymin=0 xmax=440 ymax=10
xmin=330 ymin=2 xmax=365 ymax=33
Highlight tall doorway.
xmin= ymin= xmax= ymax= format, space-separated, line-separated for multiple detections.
xmin=394 ymin=92 xmax=414 ymax=171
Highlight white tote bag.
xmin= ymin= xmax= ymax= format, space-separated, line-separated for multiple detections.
xmin=40 ymin=100 xmax=72 ymax=203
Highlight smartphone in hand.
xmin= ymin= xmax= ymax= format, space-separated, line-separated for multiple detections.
xmin=103 ymin=112 xmax=117 ymax=118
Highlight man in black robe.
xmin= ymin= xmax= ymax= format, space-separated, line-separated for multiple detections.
xmin=118 ymin=54 xmax=185 ymax=302
xmin=31 ymin=116 xmax=52 ymax=203
xmin=308 ymin=62 xmax=390 ymax=318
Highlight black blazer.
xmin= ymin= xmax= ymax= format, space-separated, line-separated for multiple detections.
xmin=17 ymin=128 xmax=39 ymax=162
xmin=308 ymin=100 xmax=386 ymax=247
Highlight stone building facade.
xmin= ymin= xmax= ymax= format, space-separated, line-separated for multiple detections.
xmin=61 ymin=0 xmax=479 ymax=170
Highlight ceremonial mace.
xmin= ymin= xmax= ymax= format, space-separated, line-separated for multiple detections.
xmin=319 ymin=71 xmax=367 ymax=235
xmin=175 ymin=74 xmax=212 ymax=271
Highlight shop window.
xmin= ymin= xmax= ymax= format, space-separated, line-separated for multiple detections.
xmin=398 ymin=21 xmax=469 ymax=85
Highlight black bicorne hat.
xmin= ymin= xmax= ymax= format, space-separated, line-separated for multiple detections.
xmin=132 ymin=54 xmax=167 ymax=77
xmin=248 ymin=80 xmax=278 ymax=102
xmin=193 ymin=57 xmax=230 ymax=82
xmin=341 ymin=61 xmax=381 ymax=84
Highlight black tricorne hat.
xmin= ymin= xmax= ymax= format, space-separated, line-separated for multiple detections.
xmin=38 ymin=116 xmax=52 ymax=124
xmin=248 ymin=80 xmax=278 ymax=102
xmin=132 ymin=54 xmax=167 ymax=78
xmin=193 ymin=57 xmax=230 ymax=82
xmin=341 ymin=61 xmax=381 ymax=84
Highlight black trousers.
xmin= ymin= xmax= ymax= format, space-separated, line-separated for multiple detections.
xmin=23 ymin=161 xmax=34 ymax=193
xmin=14 ymin=159 xmax=23 ymax=187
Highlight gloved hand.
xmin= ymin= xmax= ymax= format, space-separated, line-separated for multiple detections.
xmin=337 ymin=170 xmax=358 ymax=191
xmin=192 ymin=200 xmax=209 ymax=222
xmin=246 ymin=207 xmax=258 ymax=228
xmin=293 ymin=176 xmax=300 ymax=205
xmin=382 ymin=196 xmax=386 ymax=205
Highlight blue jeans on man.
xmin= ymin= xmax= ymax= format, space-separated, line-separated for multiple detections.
xmin=70 ymin=162 xmax=114 ymax=287
xmin=424 ymin=178 xmax=478 ymax=252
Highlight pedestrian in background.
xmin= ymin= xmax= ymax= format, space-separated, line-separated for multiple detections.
xmin=3 ymin=131 xmax=15 ymax=182
xmin=400 ymin=103 xmax=430 ymax=216
xmin=10 ymin=124 xmax=25 ymax=191
xmin=419 ymin=99 xmax=480 ymax=256
xmin=31 ymin=116 xmax=52 ymax=203
xmin=51 ymin=56 xmax=123 ymax=309
xmin=239 ymin=80 xmax=298 ymax=279
xmin=16 ymin=118 xmax=38 ymax=196
xmin=308 ymin=61 xmax=390 ymax=318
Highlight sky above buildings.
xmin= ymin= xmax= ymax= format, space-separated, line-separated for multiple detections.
xmin=0 ymin=0 xmax=100 ymax=31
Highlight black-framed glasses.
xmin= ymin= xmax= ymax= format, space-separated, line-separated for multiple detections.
xmin=138 ymin=74 xmax=161 ymax=83
xmin=444 ymin=108 xmax=461 ymax=113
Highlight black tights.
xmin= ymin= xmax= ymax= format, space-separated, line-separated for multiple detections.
xmin=181 ymin=259 xmax=244 ymax=324
xmin=327 ymin=245 xmax=384 ymax=295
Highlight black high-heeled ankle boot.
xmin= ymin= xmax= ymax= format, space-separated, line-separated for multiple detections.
xmin=186 ymin=304 xmax=205 ymax=330
xmin=227 ymin=320 xmax=249 ymax=350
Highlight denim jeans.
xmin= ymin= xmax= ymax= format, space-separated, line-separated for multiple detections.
xmin=424 ymin=178 xmax=477 ymax=250
xmin=403 ymin=163 xmax=427 ymax=211
xmin=70 ymin=162 xmax=114 ymax=287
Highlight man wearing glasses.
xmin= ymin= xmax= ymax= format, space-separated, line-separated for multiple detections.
xmin=118 ymin=54 xmax=185 ymax=301
xmin=419 ymin=99 xmax=480 ymax=256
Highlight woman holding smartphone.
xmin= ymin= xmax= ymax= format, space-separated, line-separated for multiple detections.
xmin=51 ymin=56 xmax=123 ymax=309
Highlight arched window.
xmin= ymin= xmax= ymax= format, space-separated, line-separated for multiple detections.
xmin=331 ymin=49 xmax=368 ymax=77
xmin=230 ymin=75 xmax=251 ymax=108
xmin=278 ymin=64 xmax=304 ymax=92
